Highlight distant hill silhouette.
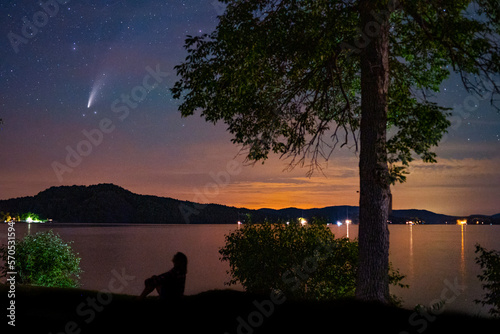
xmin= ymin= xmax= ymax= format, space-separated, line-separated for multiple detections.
xmin=389 ymin=209 xmax=455 ymax=224
xmin=258 ymin=205 xmax=360 ymax=223
xmin=0 ymin=184 xmax=255 ymax=224
xmin=0 ymin=184 xmax=498 ymax=224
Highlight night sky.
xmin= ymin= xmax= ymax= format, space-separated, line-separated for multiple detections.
xmin=0 ymin=1 xmax=499 ymax=216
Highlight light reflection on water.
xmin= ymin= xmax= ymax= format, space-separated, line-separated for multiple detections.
xmin=1 ymin=223 xmax=499 ymax=316
xmin=333 ymin=223 xmax=499 ymax=316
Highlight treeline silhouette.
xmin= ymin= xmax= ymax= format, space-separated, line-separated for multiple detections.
xmin=1 ymin=184 xmax=498 ymax=224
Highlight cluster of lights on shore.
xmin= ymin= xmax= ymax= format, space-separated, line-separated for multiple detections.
xmin=235 ymin=219 xmax=487 ymax=227
xmin=236 ymin=218 xmax=352 ymax=226
xmin=2 ymin=216 xmax=47 ymax=223
xmin=335 ymin=219 xmax=351 ymax=227
xmin=236 ymin=217 xmax=310 ymax=226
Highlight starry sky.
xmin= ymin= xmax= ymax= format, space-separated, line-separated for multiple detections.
xmin=0 ymin=0 xmax=499 ymax=216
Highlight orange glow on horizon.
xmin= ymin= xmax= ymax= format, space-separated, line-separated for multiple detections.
xmin=0 ymin=143 xmax=498 ymax=216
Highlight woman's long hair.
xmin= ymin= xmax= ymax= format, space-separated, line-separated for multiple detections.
xmin=173 ymin=252 xmax=188 ymax=274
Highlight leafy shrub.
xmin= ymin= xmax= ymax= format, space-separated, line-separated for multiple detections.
xmin=0 ymin=230 xmax=82 ymax=288
xmin=475 ymin=244 xmax=500 ymax=317
xmin=219 ymin=222 xmax=406 ymax=302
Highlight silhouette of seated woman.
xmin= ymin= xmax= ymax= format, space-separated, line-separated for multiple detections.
xmin=139 ymin=252 xmax=187 ymax=302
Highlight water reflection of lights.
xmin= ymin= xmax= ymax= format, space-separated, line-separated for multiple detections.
xmin=460 ymin=224 xmax=466 ymax=284
xmin=345 ymin=220 xmax=351 ymax=239
xmin=409 ymin=224 xmax=414 ymax=279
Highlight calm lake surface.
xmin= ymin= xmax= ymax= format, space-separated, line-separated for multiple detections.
xmin=2 ymin=223 xmax=499 ymax=316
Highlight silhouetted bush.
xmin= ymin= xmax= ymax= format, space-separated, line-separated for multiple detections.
xmin=219 ymin=223 xmax=406 ymax=301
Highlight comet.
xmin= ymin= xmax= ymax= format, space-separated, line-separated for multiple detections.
xmin=87 ymin=90 xmax=96 ymax=108
xmin=87 ymin=75 xmax=106 ymax=109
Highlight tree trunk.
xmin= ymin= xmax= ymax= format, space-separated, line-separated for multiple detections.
xmin=356 ymin=0 xmax=392 ymax=303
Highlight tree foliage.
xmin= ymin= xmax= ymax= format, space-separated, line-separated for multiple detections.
xmin=219 ymin=223 xmax=406 ymax=302
xmin=0 ymin=230 xmax=82 ymax=288
xmin=475 ymin=244 xmax=500 ymax=317
xmin=173 ymin=0 xmax=500 ymax=303
xmin=172 ymin=0 xmax=499 ymax=181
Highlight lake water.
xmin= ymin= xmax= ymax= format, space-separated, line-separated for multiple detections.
xmin=2 ymin=223 xmax=499 ymax=316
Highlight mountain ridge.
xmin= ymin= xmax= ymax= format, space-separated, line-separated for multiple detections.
xmin=0 ymin=183 xmax=498 ymax=224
